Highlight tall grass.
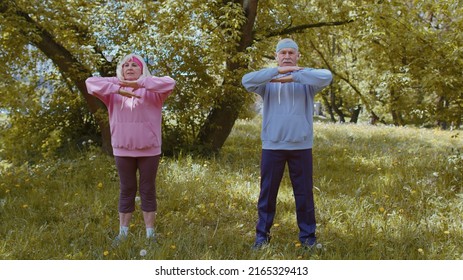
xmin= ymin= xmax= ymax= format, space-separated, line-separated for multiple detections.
xmin=0 ymin=117 xmax=462 ymax=260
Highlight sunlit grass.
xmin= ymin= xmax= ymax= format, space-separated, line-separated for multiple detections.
xmin=0 ymin=117 xmax=462 ymax=260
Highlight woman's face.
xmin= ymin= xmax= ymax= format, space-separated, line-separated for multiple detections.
xmin=122 ymin=60 xmax=142 ymax=80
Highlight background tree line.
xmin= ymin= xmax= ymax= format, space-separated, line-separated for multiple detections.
xmin=1 ymin=0 xmax=462 ymax=165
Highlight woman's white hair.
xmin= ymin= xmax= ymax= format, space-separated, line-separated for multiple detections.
xmin=116 ymin=53 xmax=151 ymax=81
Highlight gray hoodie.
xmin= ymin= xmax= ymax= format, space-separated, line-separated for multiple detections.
xmin=242 ymin=67 xmax=332 ymax=150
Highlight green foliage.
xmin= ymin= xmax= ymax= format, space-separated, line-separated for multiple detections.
xmin=288 ymin=0 xmax=463 ymax=126
xmin=1 ymin=118 xmax=462 ymax=260
xmin=0 ymin=65 xmax=100 ymax=165
xmin=1 ymin=0 xmax=462 ymax=159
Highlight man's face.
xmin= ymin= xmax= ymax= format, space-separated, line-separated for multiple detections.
xmin=276 ymin=48 xmax=300 ymax=67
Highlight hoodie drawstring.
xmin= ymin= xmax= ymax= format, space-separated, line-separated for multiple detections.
xmin=120 ymin=97 xmax=125 ymax=111
xmin=292 ymin=83 xmax=295 ymax=107
xmin=277 ymin=82 xmax=295 ymax=107
xmin=120 ymin=96 xmax=135 ymax=111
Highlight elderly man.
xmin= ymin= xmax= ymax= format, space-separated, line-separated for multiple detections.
xmin=242 ymin=38 xmax=332 ymax=249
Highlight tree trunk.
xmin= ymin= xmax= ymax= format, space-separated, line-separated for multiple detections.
xmin=195 ymin=0 xmax=258 ymax=153
xmin=350 ymin=105 xmax=361 ymax=123
xmin=390 ymin=88 xmax=404 ymax=126
xmin=435 ymin=96 xmax=448 ymax=129
xmin=330 ymin=87 xmax=345 ymax=123
xmin=321 ymin=93 xmax=336 ymax=122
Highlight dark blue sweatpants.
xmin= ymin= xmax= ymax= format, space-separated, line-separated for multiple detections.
xmin=256 ymin=149 xmax=316 ymax=244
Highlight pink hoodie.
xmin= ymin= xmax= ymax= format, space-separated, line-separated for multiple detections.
xmin=85 ymin=76 xmax=176 ymax=157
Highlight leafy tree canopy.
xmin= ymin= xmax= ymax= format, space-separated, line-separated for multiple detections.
xmin=1 ymin=0 xmax=462 ymax=165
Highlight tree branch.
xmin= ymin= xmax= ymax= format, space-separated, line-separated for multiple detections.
xmin=239 ymin=0 xmax=259 ymax=51
xmin=308 ymin=39 xmax=381 ymax=122
xmin=1 ymin=1 xmax=113 ymax=153
xmin=266 ymin=19 xmax=355 ymax=38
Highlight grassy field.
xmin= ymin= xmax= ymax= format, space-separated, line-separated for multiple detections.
xmin=0 ymin=116 xmax=462 ymax=260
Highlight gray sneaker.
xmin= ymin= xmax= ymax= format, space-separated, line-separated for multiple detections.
xmin=251 ymin=239 xmax=269 ymax=250
xmin=111 ymin=234 xmax=127 ymax=247
xmin=303 ymin=240 xmax=322 ymax=250
xmin=145 ymin=233 xmax=157 ymax=246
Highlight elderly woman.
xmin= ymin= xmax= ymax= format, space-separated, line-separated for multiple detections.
xmin=86 ymin=54 xmax=176 ymax=245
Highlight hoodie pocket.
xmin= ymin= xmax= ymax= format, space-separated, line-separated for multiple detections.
xmin=262 ymin=115 xmax=310 ymax=143
xmin=111 ymin=122 xmax=159 ymax=150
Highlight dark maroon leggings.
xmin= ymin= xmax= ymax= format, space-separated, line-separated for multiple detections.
xmin=114 ymin=156 xmax=160 ymax=213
